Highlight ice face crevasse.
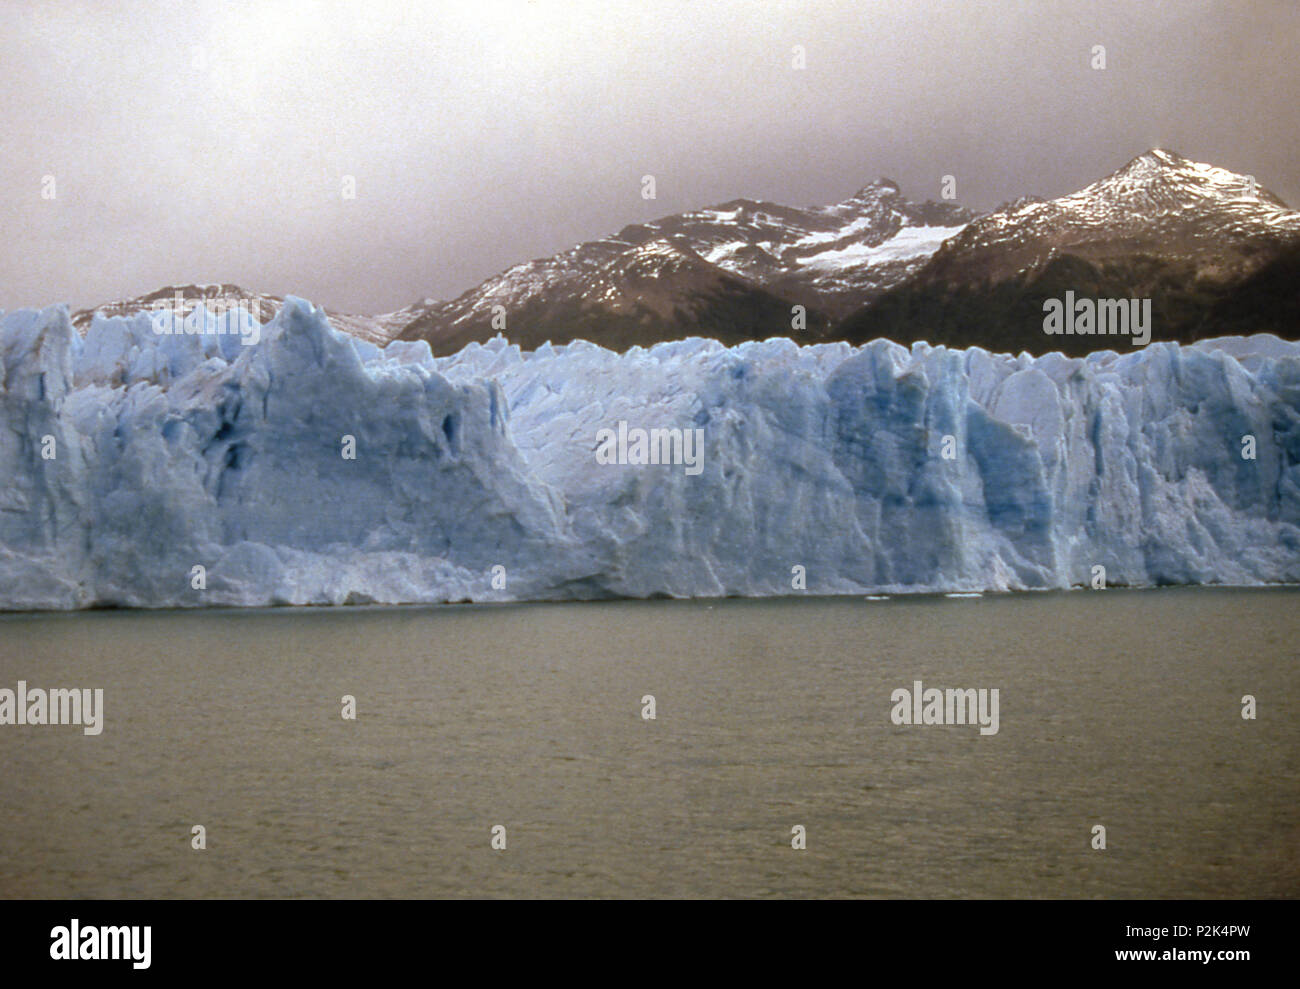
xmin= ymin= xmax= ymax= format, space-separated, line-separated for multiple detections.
xmin=1 ymin=298 xmax=1298 ymax=609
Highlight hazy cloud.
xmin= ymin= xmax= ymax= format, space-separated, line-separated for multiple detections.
xmin=1 ymin=0 xmax=1296 ymax=314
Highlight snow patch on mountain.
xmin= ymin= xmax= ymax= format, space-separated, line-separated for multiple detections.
xmin=795 ymin=224 xmax=967 ymax=271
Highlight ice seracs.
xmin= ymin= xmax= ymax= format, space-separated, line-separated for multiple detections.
xmin=1 ymin=300 xmax=1298 ymax=609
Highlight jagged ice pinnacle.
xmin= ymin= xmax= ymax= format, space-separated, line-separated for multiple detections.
xmin=1 ymin=298 xmax=1298 ymax=609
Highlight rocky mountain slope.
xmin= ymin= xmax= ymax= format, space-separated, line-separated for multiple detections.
xmin=839 ymin=150 xmax=1300 ymax=355
xmin=397 ymin=181 xmax=975 ymax=351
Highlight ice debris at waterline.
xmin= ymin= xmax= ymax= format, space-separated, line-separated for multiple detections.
xmin=1 ymin=298 xmax=1298 ymax=610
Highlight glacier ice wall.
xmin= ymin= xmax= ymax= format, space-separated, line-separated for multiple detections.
xmin=1 ymin=298 xmax=1298 ymax=609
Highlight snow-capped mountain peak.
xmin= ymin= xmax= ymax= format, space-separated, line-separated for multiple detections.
xmin=841 ymin=149 xmax=1300 ymax=355
xmin=924 ymin=149 xmax=1300 ymax=283
xmin=397 ymin=178 xmax=978 ymax=351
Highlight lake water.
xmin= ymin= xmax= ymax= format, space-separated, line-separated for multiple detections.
xmin=0 ymin=588 xmax=1296 ymax=898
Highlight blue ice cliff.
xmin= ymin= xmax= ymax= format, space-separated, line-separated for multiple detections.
xmin=1 ymin=298 xmax=1298 ymax=609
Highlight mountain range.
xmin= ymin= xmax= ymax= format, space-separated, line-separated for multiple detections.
xmin=840 ymin=150 xmax=1300 ymax=355
xmin=65 ymin=150 xmax=1300 ymax=357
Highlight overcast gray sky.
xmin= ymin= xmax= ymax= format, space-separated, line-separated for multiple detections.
xmin=2 ymin=0 xmax=1297 ymax=314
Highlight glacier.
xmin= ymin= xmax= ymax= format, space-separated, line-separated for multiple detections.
xmin=1 ymin=297 xmax=1298 ymax=610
